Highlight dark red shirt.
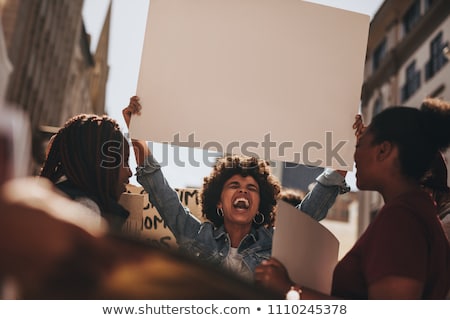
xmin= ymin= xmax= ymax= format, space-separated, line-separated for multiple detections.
xmin=332 ymin=190 xmax=450 ymax=299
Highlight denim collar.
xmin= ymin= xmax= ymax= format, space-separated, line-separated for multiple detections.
xmin=212 ymin=224 xmax=264 ymax=245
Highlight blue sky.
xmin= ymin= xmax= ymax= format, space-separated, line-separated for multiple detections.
xmin=82 ymin=0 xmax=384 ymax=188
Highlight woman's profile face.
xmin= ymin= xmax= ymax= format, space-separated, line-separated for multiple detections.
xmin=217 ymin=174 xmax=261 ymax=228
xmin=115 ymin=142 xmax=132 ymax=198
xmin=354 ymin=130 xmax=378 ymax=191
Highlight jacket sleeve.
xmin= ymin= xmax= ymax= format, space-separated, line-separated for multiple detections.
xmin=297 ymin=168 xmax=350 ymax=221
xmin=136 ymin=154 xmax=202 ymax=242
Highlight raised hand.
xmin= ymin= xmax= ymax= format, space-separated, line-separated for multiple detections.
xmin=352 ymin=114 xmax=366 ymax=139
xmin=122 ymin=96 xmax=142 ymax=128
xmin=122 ymin=96 xmax=149 ymax=165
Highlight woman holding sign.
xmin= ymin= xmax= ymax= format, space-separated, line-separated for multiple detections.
xmin=255 ymin=101 xmax=450 ymax=299
xmin=123 ymin=96 xmax=349 ymax=282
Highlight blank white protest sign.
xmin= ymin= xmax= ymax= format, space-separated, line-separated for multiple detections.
xmin=131 ymin=0 xmax=369 ymax=170
xmin=272 ymin=201 xmax=340 ymax=295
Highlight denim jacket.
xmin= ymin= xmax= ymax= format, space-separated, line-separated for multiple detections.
xmin=136 ymin=154 xmax=348 ymax=279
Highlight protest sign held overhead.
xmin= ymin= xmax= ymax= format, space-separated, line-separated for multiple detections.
xmin=131 ymin=0 xmax=369 ymax=171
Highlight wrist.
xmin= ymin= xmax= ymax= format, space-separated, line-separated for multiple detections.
xmin=285 ymin=284 xmax=303 ymax=300
xmin=131 ymin=140 xmax=150 ymax=165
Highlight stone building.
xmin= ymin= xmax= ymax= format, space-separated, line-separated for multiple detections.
xmin=0 ymin=0 xmax=110 ymax=172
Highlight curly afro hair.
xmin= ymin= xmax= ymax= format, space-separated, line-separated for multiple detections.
xmin=201 ymin=155 xmax=280 ymax=228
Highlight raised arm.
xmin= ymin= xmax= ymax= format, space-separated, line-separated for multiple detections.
xmin=122 ymin=96 xmax=202 ymax=241
xmin=122 ymin=96 xmax=150 ymax=166
xmin=298 ymin=114 xmax=364 ymax=221
xmin=298 ymin=169 xmax=349 ymax=221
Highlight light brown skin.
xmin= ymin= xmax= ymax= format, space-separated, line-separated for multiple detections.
xmin=0 ymin=178 xmax=108 ymax=298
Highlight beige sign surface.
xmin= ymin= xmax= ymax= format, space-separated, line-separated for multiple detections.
xmin=272 ymin=200 xmax=339 ymax=295
xmin=119 ymin=184 xmax=205 ymax=249
xmin=131 ymin=0 xmax=369 ymax=170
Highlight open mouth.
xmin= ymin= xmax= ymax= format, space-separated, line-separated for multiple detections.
xmin=233 ymin=197 xmax=250 ymax=209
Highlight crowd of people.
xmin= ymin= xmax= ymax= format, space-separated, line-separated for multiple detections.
xmin=0 ymin=93 xmax=449 ymax=299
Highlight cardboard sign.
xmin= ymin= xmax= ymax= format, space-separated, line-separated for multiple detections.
xmin=131 ymin=0 xmax=369 ymax=170
xmin=119 ymin=184 xmax=205 ymax=249
xmin=272 ymin=200 xmax=339 ymax=294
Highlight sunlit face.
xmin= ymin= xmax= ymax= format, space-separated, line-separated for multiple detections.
xmin=353 ymin=130 xmax=378 ymax=190
xmin=116 ymin=141 xmax=132 ymax=198
xmin=218 ymin=174 xmax=261 ymax=228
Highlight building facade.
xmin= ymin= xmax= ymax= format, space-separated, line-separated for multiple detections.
xmin=360 ymin=0 xmax=450 ymax=232
xmin=0 ymin=0 xmax=111 ymax=172
xmin=0 ymin=12 xmax=11 ymax=101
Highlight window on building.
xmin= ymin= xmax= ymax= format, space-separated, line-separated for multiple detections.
xmin=401 ymin=61 xmax=421 ymax=102
xmin=403 ymin=0 xmax=421 ymax=35
xmin=372 ymin=38 xmax=386 ymax=71
xmin=425 ymin=32 xmax=448 ymax=81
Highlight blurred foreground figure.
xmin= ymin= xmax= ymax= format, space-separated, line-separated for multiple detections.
xmin=0 ymin=178 xmax=276 ymax=299
xmin=0 ymin=106 xmax=276 ymax=299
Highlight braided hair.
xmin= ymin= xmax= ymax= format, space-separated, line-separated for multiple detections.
xmin=40 ymin=114 xmax=128 ymax=216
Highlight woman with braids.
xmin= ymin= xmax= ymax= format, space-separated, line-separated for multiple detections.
xmin=255 ymin=103 xmax=450 ymax=299
xmin=123 ymin=96 xmax=349 ymax=282
xmin=40 ymin=114 xmax=132 ymax=233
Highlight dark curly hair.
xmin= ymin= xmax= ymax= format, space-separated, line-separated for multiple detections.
xmin=279 ymin=187 xmax=305 ymax=207
xmin=201 ymin=155 xmax=281 ymax=228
